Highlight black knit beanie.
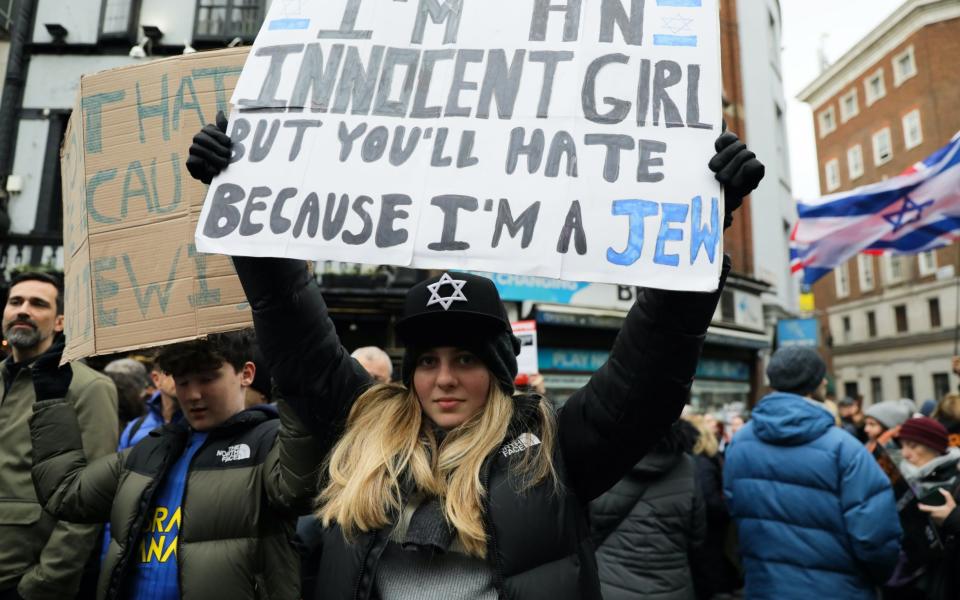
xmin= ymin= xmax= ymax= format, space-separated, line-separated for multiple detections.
xmin=397 ymin=272 xmax=521 ymax=394
xmin=766 ymin=347 xmax=826 ymax=396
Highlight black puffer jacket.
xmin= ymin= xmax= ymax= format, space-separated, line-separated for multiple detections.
xmin=232 ymin=255 xmax=729 ymax=600
xmin=590 ymin=423 xmax=705 ymax=600
xmin=690 ymin=453 xmax=740 ymax=598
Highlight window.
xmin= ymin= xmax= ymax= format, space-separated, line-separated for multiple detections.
xmin=930 ymin=297 xmax=942 ymax=328
xmin=840 ymin=89 xmax=859 ymax=123
xmin=825 ymin=159 xmax=841 ymax=192
xmin=835 ymin=262 xmax=851 ymax=298
xmin=844 ymin=381 xmax=859 ymax=400
xmin=720 ymin=290 xmax=735 ymax=322
xmin=918 ymin=249 xmax=937 ymax=276
xmin=775 ymin=103 xmax=789 ymax=175
xmin=195 ymin=0 xmax=265 ymax=40
xmin=100 ymin=0 xmax=137 ymax=38
xmin=903 ymin=109 xmax=923 ymax=150
xmin=871 ymin=376 xmax=884 ymax=404
xmin=893 ymin=46 xmax=917 ymax=87
xmin=873 ymin=128 xmax=893 ymax=165
xmin=898 ymin=375 xmax=915 ymax=400
xmin=867 ymin=311 xmax=877 ymax=337
xmin=933 ymin=373 xmax=951 ymax=402
xmin=894 ymin=304 xmax=908 ymax=333
xmin=34 ymin=114 xmax=68 ymax=241
xmin=857 ymin=254 xmax=875 ymax=291
xmin=842 ymin=316 xmax=852 ymax=342
xmin=884 ymin=254 xmax=905 ymax=284
xmin=847 ymin=145 xmax=864 ymax=180
xmin=865 ymin=69 xmax=886 ymax=105
xmin=818 ymin=106 xmax=837 ymax=138
xmin=767 ymin=9 xmax=780 ymax=68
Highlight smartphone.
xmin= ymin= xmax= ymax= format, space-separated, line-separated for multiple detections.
xmin=919 ymin=488 xmax=949 ymax=507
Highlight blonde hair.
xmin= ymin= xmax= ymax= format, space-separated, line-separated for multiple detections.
xmin=935 ymin=393 xmax=960 ymax=421
xmin=317 ymin=382 xmax=557 ymax=558
xmin=686 ymin=415 xmax=719 ymax=457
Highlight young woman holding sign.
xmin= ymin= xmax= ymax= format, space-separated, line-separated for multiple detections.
xmin=186 ymin=116 xmax=763 ymax=600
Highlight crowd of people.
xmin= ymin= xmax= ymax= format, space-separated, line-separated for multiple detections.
xmin=0 ymin=114 xmax=953 ymax=600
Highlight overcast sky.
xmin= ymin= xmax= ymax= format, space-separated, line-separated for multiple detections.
xmin=781 ymin=0 xmax=906 ymax=202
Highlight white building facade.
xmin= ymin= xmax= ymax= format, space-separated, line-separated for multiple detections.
xmin=736 ymin=0 xmax=799 ymax=322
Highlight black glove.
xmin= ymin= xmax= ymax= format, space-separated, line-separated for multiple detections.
xmin=709 ymin=126 xmax=765 ymax=230
xmin=186 ymin=110 xmax=233 ymax=184
xmin=30 ymin=355 xmax=73 ymax=401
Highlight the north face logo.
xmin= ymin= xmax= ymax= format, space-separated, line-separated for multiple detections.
xmin=500 ymin=433 xmax=541 ymax=457
xmin=216 ymin=444 xmax=251 ymax=463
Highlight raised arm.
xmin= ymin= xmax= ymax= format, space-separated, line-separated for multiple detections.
xmin=263 ymin=397 xmax=326 ymax=515
xmin=187 ymin=113 xmax=373 ymax=441
xmin=559 ymin=258 xmax=729 ymax=501
xmin=231 ymin=256 xmax=373 ymax=447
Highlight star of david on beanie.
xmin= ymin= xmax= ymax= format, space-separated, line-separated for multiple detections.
xmin=397 ymin=272 xmax=521 ymax=394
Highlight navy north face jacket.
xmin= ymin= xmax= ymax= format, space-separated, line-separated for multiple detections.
xmin=723 ymin=392 xmax=901 ymax=600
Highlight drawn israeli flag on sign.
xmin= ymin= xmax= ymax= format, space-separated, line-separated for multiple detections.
xmin=653 ymin=0 xmax=702 ymax=47
xmin=269 ymin=18 xmax=310 ymax=30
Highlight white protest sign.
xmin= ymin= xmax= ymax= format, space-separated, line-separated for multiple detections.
xmin=512 ymin=320 xmax=539 ymax=374
xmin=196 ymin=0 xmax=725 ymax=291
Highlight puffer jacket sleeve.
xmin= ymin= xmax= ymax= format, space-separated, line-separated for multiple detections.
xmin=232 ymin=256 xmax=373 ymax=450
xmin=837 ymin=436 xmax=902 ymax=584
xmin=264 ymin=398 xmax=325 ymax=515
xmin=29 ymin=399 xmax=124 ymax=524
xmin=559 ymin=257 xmax=730 ymax=501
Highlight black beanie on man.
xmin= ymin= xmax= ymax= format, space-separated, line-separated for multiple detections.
xmin=397 ymin=272 xmax=521 ymax=395
xmin=766 ymin=347 xmax=827 ymax=396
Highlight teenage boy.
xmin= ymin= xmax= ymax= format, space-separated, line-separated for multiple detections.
xmin=28 ymin=330 xmax=321 ymax=600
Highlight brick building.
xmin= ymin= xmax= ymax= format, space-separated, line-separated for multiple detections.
xmin=798 ymin=0 xmax=960 ymax=405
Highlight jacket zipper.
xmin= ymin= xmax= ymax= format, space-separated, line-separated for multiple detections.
xmin=176 ymin=432 xmax=213 ymax=597
xmin=352 ymin=532 xmax=381 ymax=600
xmin=108 ymin=432 xmax=185 ymax=600
xmin=350 ymin=456 xmax=510 ymax=600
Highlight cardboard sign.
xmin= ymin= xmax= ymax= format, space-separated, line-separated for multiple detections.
xmin=511 ymin=320 xmax=539 ymax=374
xmin=196 ymin=0 xmax=724 ymax=292
xmin=61 ymin=48 xmax=253 ymax=362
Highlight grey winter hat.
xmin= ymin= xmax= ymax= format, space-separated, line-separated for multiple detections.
xmin=865 ymin=399 xmax=916 ymax=430
xmin=766 ymin=347 xmax=827 ymax=395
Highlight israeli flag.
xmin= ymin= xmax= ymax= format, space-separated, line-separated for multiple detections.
xmin=791 ymin=132 xmax=960 ymax=285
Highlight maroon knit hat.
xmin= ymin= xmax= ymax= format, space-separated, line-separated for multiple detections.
xmin=898 ymin=417 xmax=949 ymax=455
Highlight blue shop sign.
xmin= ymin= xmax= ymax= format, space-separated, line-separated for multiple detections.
xmin=539 ymin=348 xmax=609 ymax=372
xmin=777 ymin=318 xmax=819 ymax=349
xmin=696 ymin=359 xmax=750 ymax=382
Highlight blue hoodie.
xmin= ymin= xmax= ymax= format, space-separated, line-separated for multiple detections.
xmin=723 ymin=392 xmax=901 ymax=600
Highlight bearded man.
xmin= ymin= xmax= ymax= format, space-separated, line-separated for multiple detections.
xmin=0 ymin=272 xmax=117 ymax=600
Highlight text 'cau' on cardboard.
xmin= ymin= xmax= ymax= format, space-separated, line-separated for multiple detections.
xmin=61 ymin=48 xmax=254 ymax=362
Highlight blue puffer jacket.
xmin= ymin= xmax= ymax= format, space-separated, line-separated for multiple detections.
xmin=723 ymin=392 xmax=901 ymax=600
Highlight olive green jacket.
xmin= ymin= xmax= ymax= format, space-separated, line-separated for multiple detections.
xmin=30 ymin=398 xmax=321 ymax=600
xmin=0 ymin=349 xmax=118 ymax=599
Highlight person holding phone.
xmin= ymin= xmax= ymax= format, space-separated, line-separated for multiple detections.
xmin=887 ymin=417 xmax=960 ymax=599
